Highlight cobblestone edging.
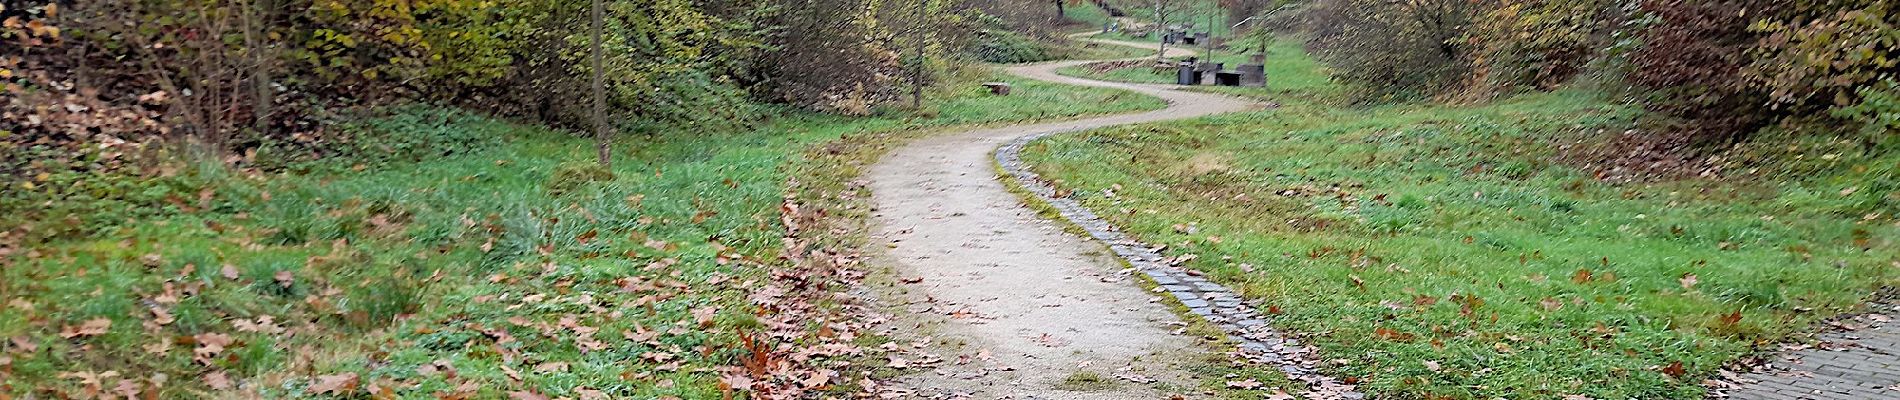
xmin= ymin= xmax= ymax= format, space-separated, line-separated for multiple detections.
xmin=1713 ymin=300 xmax=1900 ymax=400
xmin=995 ymin=131 xmax=1366 ymax=400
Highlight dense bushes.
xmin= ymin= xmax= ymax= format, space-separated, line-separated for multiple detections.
xmin=966 ymin=14 xmax=1063 ymax=63
xmin=1303 ymin=0 xmax=1482 ymax=100
xmin=1624 ymin=0 xmax=1769 ymax=144
xmin=0 ymin=0 xmax=989 ymax=170
xmin=1297 ymin=0 xmax=1899 ymax=161
xmin=1750 ymin=2 xmax=1900 ymax=114
xmin=1465 ymin=0 xmax=1618 ymax=92
xmin=1 ymin=0 xmax=757 ymax=167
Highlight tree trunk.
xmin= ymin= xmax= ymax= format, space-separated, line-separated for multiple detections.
xmin=1154 ymin=1 xmax=1168 ymax=60
xmin=245 ymin=0 xmax=272 ymax=137
xmin=912 ymin=0 xmax=926 ymax=110
xmin=591 ymin=0 xmax=610 ymax=167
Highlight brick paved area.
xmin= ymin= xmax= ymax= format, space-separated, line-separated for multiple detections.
xmin=1720 ymin=303 xmax=1900 ymax=400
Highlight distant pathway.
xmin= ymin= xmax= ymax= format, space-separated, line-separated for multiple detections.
xmin=1719 ymin=302 xmax=1900 ymax=399
xmin=866 ymin=33 xmax=1358 ymax=399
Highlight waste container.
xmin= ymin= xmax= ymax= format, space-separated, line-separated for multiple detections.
xmin=1176 ymin=62 xmax=1201 ymax=85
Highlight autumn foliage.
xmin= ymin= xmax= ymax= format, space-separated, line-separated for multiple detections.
xmin=1297 ymin=0 xmax=1899 ymax=157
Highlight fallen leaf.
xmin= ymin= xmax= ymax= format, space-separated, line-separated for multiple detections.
xmin=60 ymin=318 xmax=111 ymax=338
xmin=507 ymin=390 xmax=550 ymax=400
xmin=234 ymin=316 xmax=284 ymax=334
xmin=692 ymin=306 xmax=718 ymax=327
xmin=309 ymin=372 xmax=358 ymax=395
xmin=194 ymin=333 xmax=234 ymax=364
xmin=801 ymin=370 xmax=830 ymax=387
xmin=1225 ymin=378 xmax=1262 ymax=390
xmin=1661 ymin=361 xmax=1686 ymax=378
xmin=532 ymin=362 xmax=568 ymax=374
xmin=1679 ymin=273 xmax=1698 ymax=290
xmin=575 ymin=387 xmax=608 ymax=400
xmin=150 ymin=307 xmax=174 ymax=325
xmin=1539 ymin=297 xmax=1563 ymax=311
xmin=203 ymin=371 xmax=233 ymax=390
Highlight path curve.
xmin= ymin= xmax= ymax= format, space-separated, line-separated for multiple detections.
xmin=866 ymin=35 xmax=1252 ymax=399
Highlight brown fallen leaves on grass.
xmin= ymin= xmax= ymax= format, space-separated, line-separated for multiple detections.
xmin=59 ymin=318 xmax=111 ymax=338
xmin=308 ymin=372 xmax=359 ymax=395
xmin=710 ymin=190 xmax=881 ymax=399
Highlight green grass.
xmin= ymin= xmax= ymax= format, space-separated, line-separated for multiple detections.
xmin=1019 ymin=36 xmax=1900 ymax=399
xmin=1061 ymin=38 xmax=1164 ymax=61
xmin=1055 ymin=370 xmax=1118 ymax=391
xmin=1057 ymin=36 xmax=1342 ymax=103
xmin=0 ymin=69 xmax=1165 ymax=398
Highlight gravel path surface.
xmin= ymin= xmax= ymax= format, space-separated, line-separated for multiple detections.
xmin=867 ymin=35 xmax=1259 ymax=399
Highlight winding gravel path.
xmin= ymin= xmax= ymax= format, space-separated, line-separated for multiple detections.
xmin=866 ymin=36 xmax=1265 ymax=399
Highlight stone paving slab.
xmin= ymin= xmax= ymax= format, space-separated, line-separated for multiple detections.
xmin=1717 ymin=302 xmax=1900 ymax=400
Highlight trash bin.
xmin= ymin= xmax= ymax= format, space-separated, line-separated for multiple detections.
xmin=1176 ymin=62 xmax=1201 ymax=85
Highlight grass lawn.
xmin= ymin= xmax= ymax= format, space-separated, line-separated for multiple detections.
xmin=1062 ymin=38 xmax=1164 ymax=61
xmin=1020 ymin=37 xmax=1900 ymax=399
xmin=1057 ymin=37 xmax=1343 ymax=103
xmin=0 ymin=71 xmax=1164 ymax=398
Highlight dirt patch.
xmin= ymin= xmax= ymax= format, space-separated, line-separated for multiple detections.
xmin=1180 ymin=152 xmax=1232 ymax=176
xmin=1555 ymin=129 xmax=1723 ymax=183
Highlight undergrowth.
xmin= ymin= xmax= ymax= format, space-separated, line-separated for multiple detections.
xmin=0 ymin=66 xmax=1164 ymax=398
xmin=1022 ymin=34 xmax=1899 ymax=399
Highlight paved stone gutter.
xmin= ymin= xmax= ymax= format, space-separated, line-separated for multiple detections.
xmin=1710 ymin=298 xmax=1900 ymax=400
xmin=995 ymin=130 xmax=1366 ymax=400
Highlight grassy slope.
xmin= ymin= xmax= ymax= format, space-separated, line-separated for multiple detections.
xmin=1021 ymin=38 xmax=1900 ymax=399
xmin=1056 ymin=37 xmax=1343 ymax=102
xmin=0 ymin=73 xmax=1164 ymax=398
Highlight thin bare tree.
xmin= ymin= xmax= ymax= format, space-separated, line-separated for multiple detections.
xmin=912 ymin=0 xmax=927 ymax=109
xmin=243 ymin=0 xmax=273 ymax=137
xmin=1153 ymin=0 xmax=1177 ymax=60
xmin=591 ymin=0 xmax=610 ymax=166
